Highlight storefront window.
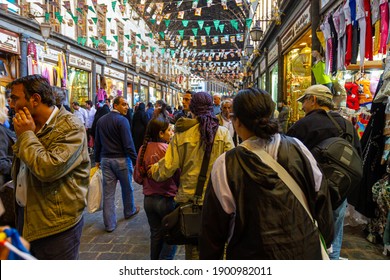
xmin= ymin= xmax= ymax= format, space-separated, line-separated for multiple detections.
xmin=140 ymin=85 xmax=148 ymax=103
xmin=68 ymin=67 xmax=90 ymax=104
xmin=270 ymin=64 xmax=278 ymax=102
xmin=149 ymin=86 xmax=157 ymax=103
xmin=105 ymin=77 xmax=124 ymax=100
xmin=127 ymin=83 xmax=133 ymax=107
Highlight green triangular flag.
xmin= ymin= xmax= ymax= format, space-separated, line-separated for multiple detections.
xmin=218 ymin=24 xmax=224 ymax=33
xmin=136 ymin=33 xmax=141 ymax=39
xmin=76 ymin=8 xmax=83 ymax=14
xmin=102 ymin=35 xmax=107 ymax=43
xmin=213 ymin=20 xmax=220 ymax=31
xmin=150 ymin=19 xmax=156 ymax=24
xmin=107 ymin=18 xmax=112 ymax=22
xmin=141 ymin=45 xmax=146 ymax=50
xmin=73 ymin=16 xmax=78 ymax=25
xmin=246 ymin=18 xmax=253 ymax=28
xmin=66 ymin=10 xmax=73 ymax=17
xmin=230 ymin=19 xmax=238 ymax=31
xmin=81 ymin=37 xmax=87 ymax=46
xmin=130 ymin=43 xmax=135 ymax=49
xmin=148 ymin=33 xmax=153 ymax=39
xmin=178 ymin=30 xmax=185 ymax=39
xmin=204 ymin=26 xmax=211 ymax=36
xmin=170 ymin=50 xmax=175 ymax=57
xmin=54 ymin=12 xmax=62 ymax=23
xmin=164 ymin=19 xmax=171 ymax=28
xmin=198 ymin=20 xmax=204 ymax=30
xmin=123 ymin=18 xmax=129 ymax=21
xmin=151 ymin=47 xmax=156 ymax=52
xmin=124 ymin=34 xmax=130 ymax=40
xmin=161 ymin=48 xmax=166 ymax=55
xmin=113 ymin=35 xmax=118 ymax=42
xmin=90 ymin=37 xmax=99 ymax=47
xmin=123 ymin=0 xmax=128 ymax=4
xmin=88 ymin=6 xmax=96 ymax=13
xmin=92 ymin=17 xmax=98 ymax=24
xmin=182 ymin=20 xmax=189 ymax=28
xmin=112 ymin=1 xmax=117 ymax=11
xmin=106 ymin=40 xmax=112 ymax=47
xmin=45 ymin=12 xmax=50 ymax=22
xmin=77 ymin=36 xmax=83 ymax=44
xmin=192 ymin=28 xmax=198 ymax=37
xmin=159 ymin=32 xmax=165 ymax=39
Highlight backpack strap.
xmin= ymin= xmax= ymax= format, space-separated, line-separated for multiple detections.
xmin=325 ymin=111 xmax=354 ymax=143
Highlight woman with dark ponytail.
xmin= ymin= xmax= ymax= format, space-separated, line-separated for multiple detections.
xmin=133 ymin=117 xmax=179 ymax=260
xmin=199 ymin=88 xmax=333 ymax=260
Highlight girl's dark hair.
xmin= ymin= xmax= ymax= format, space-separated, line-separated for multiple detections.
xmin=138 ymin=117 xmax=170 ymax=176
xmin=233 ymin=87 xmax=279 ymax=141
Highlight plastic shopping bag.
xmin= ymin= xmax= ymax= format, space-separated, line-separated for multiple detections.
xmin=87 ymin=168 xmax=103 ymax=213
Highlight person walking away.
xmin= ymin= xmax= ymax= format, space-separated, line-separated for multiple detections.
xmin=95 ymin=96 xmax=139 ymax=232
xmin=85 ymin=100 xmax=96 ymax=153
xmin=7 ymin=75 xmax=89 ymax=259
xmin=132 ymin=102 xmax=149 ymax=154
xmin=278 ymin=100 xmax=290 ymax=134
xmin=287 ymin=84 xmax=361 ymax=260
xmin=134 ymin=117 xmax=179 ymax=260
xmin=148 ymin=91 xmax=234 ymax=259
xmin=71 ymin=101 xmax=88 ymax=127
xmin=199 ymin=87 xmax=333 ymax=260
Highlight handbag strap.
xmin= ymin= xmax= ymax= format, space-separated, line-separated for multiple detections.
xmin=240 ymin=142 xmax=313 ymax=221
xmin=193 ymin=140 xmax=214 ymax=203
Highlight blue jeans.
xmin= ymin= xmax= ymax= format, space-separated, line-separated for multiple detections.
xmin=144 ymin=195 xmax=177 ymax=260
xmin=329 ymin=199 xmax=348 ymax=260
xmin=30 ymin=216 xmax=84 ymax=260
xmin=101 ymin=157 xmax=136 ymax=231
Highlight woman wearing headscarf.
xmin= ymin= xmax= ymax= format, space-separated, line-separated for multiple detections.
xmin=199 ymin=88 xmax=334 ymax=260
xmin=131 ymin=102 xmax=149 ymax=153
xmin=148 ymin=92 xmax=234 ymax=259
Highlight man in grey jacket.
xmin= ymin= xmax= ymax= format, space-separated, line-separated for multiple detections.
xmin=7 ymin=75 xmax=90 ymax=259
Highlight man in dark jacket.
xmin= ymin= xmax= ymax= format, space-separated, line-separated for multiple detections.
xmin=95 ymin=96 xmax=139 ymax=232
xmin=287 ymin=84 xmax=361 ymax=260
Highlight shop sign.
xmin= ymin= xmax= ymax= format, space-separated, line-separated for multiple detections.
xmin=0 ymin=28 xmax=19 ymax=54
xmin=293 ymin=5 xmax=311 ymax=35
xmin=140 ymin=78 xmax=149 ymax=86
xmin=268 ymin=44 xmax=278 ymax=65
xmin=149 ymin=82 xmax=156 ymax=88
xmin=104 ymin=67 xmax=125 ymax=80
xmin=96 ymin=64 xmax=102 ymax=75
xmin=156 ymin=84 xmax=162 ymax=90
xmin=281 ymin=28 xmax=294 ymax=50
xmin=127 ymin=73 xmax=133 ymax=82
xmin=69 ymin=54 xmax=92 ymax=71
xmin=41 ymin=48 xmax=61 ymax=62
xmin=134 ymin=76 xmax=140 ymax=83
xmin=255 ymin=66 xmax=259 ymax=79
xmin=260 ymin=59 xmax=266 ymax=74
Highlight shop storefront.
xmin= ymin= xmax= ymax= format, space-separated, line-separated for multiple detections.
xmin=149 ymin=81 xmax=157 ymax=103
xmin=104 ymin=67 xmax=125 ymax=100
xmin=140 ymin=78 xmax=149 ymax=103
xmin=127 ymin=73 xmax=133 ymax=107
xmin=281 ymin=4 xmax=311 ymax=123
xmin=0 ymin=28 xmax=19 ymax=94
xmin=156 ymin=84 xmax=162 ymax=103
xmin=259 ymin=58 xmax=266 ymax=90
xmin=68 ymin=54 xmax=92 ymax=105
xmin=133 ymin=76 xmax=140 ymax=104
xmin=268 ymin=43 xmax=279 ymax=103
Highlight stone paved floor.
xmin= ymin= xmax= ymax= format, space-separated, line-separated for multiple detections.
xmin=79 ymin=182 xmax=389 ymax=260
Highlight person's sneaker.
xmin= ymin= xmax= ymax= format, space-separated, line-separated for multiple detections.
xmin=125 ymin=206 xmax=140 ymax=219
xmin=339 ymin=256 xmax=348 ymax=260
xmin=105 ymin=226 xmax=116 ymax=233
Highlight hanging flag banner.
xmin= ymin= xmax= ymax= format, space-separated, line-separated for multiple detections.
xmin=88 ymin=5 xmax=96 ymax=13
xmin=204 ymin=26 xmax=211 ymax=36
xmin=198 ymin=20 xmax=204 ymax=30
xmin=230 ymin=36 xmax=236 ymax=43
xmin=170 ymin=41 xmax=175 ymax=47
xmin=201 ymin=36 xmax=206 ymax=46
xmin=207 ymin=0 xmax=212 ymax=7
xmin=156 ymin=15 xmax=163 ymax=25
xmin=176 ymin=35 xmax=181 ymax=41
xmin=219 ymin=24 xmax=225 ymax=33
xmin=150 ymin=19 xmax=156 ymax=24
xmin=192 ymin=0 xmax=198 ymax=9
xmin=235 ymin=0 xmax=243 ymax=6
xmin=211 ymin=37 xmax=218 ymax=44
xmin=178 ymin=29 xmax=185 ymax=39
xmin=178 ymin=11 xmax=184 ymax=19
xmin=136 ymin=33 xmax=141 ymax=39
xmin=177 ymin=1 xmax=183 ymax=8
xmin=151 ymin=46 xmax=156 ymax=52
xmin=192 ymin=40 xmax=197 ymax=47
xmin=113 ymin=35 xmax=118 ymax=42
xmin=192 ymin=28 xmax=198 ymax=36
xmin=124 ymin=34 xmax=130 ymax=39
xmin=237 ymin=33 xmax=244 ymax=41
xmin=213 ymin=20 xmax=220 ymax=31
xmin=195 ymin=8 xmax=202 ymax=16
xmin=164 ymin=13 xmax=171 ymax=19
xmin=182 ymin=20 xmax=189 ymax=27
xmin=221 ymin=37 xmax=226 ymax=44
xmin=170 ymin=50 xmax=175 ymax=57
xmin=246 ymin=18 xmax=253 ymax=28
xmin=164 ymin=19 xmax=170 ymax=28
xmin=159 ymin=32 xmax=165 ymax=39
xmin=190 ymin=36 xmax=195 ymax=42
xmin=183 ymin=40 xmax=188 ymax=47
xmin=112 ymin=1 xmax=117 ymax=11
xmin=119 ymin=4 xmax=125 ymax=15
xmin=156 ymin=3 xmax=164 ymax=14
xmin=230 ymin=19 xmax=239 ymax=31
xmin=161 ymin=48 xmax=166 ymax=55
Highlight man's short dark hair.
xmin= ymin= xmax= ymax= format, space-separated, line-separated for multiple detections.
xmin=85 ymin=100 xmax=93 ymax=106
xmin=185 ymin=90 xmax=194 ymax=95
xmin=113 ymin=96 xmax=123 ymax=106
xmin=147 ymin=102 xmax=153 ymax=108
xmin=72 ymin=101 xmax=80 ymax=106
xmin=6 ymin=74 xmax=55 ymax=106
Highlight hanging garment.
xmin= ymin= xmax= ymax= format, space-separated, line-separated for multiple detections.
xmin=337 ymin=5 xmax=347 ymax=70
xmin=379 ymin=1 xmax=389 ymax=54
xmin=344 ymin=0 xmax=353 ymax=66
xmin=350 ymin=0 xmax=359 ymax=64
xmin=372 ymin=0 xmax=381 ymax=55
xmin=363 ymin=0 xmax=373 ymax=60
xmin=345 ymin=82 xmax=360 ymax=110
xmin=357 ymin=78 xmax=373 ymax=104
xmin=312 ymin=61 xmax=332 ymax=85
xmin=329 ymin=13 xmax=338 ymax=75
xmin=321 ymin=15 xmax=332 ymax=75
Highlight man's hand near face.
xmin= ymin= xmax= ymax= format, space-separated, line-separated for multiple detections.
xmin=13 ymin=107 xmax=36 ymax=136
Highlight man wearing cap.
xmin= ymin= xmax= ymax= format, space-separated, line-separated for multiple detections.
xmin=287 ymin=84 xmax=361 ymax=260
